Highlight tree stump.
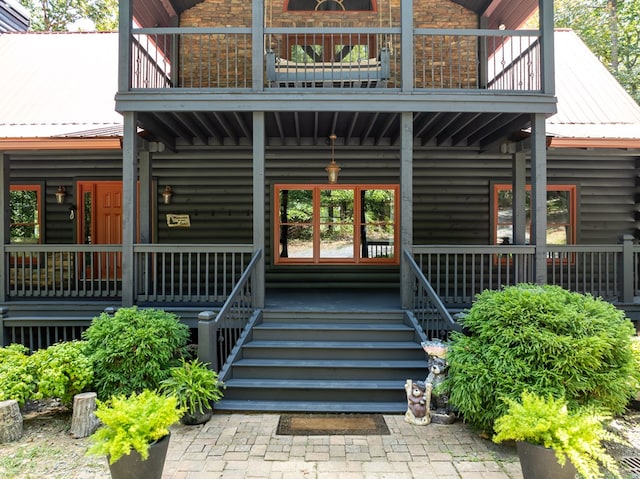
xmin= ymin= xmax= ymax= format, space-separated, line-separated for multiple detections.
xmin=70 ymin=392 xmax=99 ymax=438
xmin=0 ymin=399 xmax=23 ymax=443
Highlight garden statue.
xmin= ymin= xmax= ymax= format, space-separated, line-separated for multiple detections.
xmin=404 ymin=379 xmax=432 ymax=425
xmin=422 ymin=341 xmax=456 ymax=424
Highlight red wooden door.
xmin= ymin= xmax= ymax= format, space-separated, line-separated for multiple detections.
xmin=77 ymin=181 xmax=123 ymax=279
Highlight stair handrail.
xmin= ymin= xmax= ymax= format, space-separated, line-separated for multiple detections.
xmin=403 ymin=249 xmax=461 ymax=339
xmin=198 ymin=248 xmax=262 ymax=371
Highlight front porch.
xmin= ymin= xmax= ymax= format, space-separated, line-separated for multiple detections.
xmin=2 ymin=237 xmax=639 ymax=350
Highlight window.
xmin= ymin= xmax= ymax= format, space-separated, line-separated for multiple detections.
xmin=286 ymin=0 xmax=375 ymax=12
xmin=284 ymin=35 xmax=376 ymax=62
xmin=10 ymin=185 xmax=42 ymax=244
xmin=275 ymin=184 xmax=398 ymax=264
xmin=493 ymin=184 xmax=576 ymax=245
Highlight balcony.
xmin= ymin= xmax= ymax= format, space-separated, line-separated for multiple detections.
xmin=130 ymin=27 xmax=543 ymax=92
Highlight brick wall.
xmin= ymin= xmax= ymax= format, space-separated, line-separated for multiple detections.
xmin=178 ymin=0 xmax=478 ymax=88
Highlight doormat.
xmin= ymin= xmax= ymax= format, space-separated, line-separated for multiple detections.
xmin=276 ymin=413 xmax=390 ymax=436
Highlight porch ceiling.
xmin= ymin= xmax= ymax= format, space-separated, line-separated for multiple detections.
xmin=137 ymin=110 xmax=531 ymax=150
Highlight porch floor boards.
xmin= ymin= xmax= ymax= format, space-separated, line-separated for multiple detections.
xmin=265 ymin=287 xmax=401 ymax=312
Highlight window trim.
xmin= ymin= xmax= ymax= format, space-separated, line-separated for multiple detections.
xmin=9 ymin=184 xmax=43 ymax=245
xmin=274 ymin=183 xmax=399 ymax=265
xmin=492 ymin=183 xmax=577 ymax=246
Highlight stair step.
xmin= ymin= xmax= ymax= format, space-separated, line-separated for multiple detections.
xmin=230 ymin=358 xmax=428 ymax=380
xmin=252 ymin=323 xmax=415 ymax=341
xmin=222 ymin=378 xmax=409 ymax=403
xmin=242 ymin=340 xmax=424 ymax=360
xmin=262 ymin=311 xmax=405 ymax=323
xmin=214 ymin=399 xmax=407 ymax=414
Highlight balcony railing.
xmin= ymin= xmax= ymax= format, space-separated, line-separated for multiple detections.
xmin=129 ymin=27 xmax=542 ymax=92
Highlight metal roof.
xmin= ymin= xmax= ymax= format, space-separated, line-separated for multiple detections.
xmin=0 ymin=32 xmax=122 ymax=139
xmin=548 ymin=29 xmax=640 ymax=141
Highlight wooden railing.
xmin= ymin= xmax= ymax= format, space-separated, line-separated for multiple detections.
xmin=404 ymin=249 xmax=460 ymax=340
xmin=197 ymin=249 xmax=262 ymax=371
xmin=413 ymin=236 xmax=639 ymax=308
xmin=4 ymin=245 xmax=122 ymax=298
xmin=129 ymin=27 xmax=543 ymax=92
xmin=134 ymin=244 xmax=254 ymax=303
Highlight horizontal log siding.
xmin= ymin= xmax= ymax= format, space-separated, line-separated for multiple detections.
xmin=9 ymin=153 xmax=123 ymax=245
xmin=150 ymin=154 xmax=254 ymax=244
xmin=412 ymin=149 xmax=639 ymax=245
xmin=8 ymin=146 xmax=639 ymax=292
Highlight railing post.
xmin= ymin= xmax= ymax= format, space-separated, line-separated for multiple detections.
xmin=620 ymin=234 xmax=635 ymax=303
xmin=198 ymin=311 xmax=219 ymax=371
xmin=0 ymin=307 xmax=7 ymax=347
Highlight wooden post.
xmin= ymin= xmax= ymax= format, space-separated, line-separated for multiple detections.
xmin=70 ymin=392 xmax=99 ymax=438
xmin=0 ymin=399 xmax=23 ymax=442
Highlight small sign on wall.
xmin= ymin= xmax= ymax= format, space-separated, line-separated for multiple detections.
xmin=166 ymin=214 xmax=191 ymax=228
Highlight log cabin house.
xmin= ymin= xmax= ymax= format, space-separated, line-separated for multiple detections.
xmin=1 ymin=0 xmax=639 ymax=411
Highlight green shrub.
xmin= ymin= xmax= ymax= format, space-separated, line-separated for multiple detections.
xmin=446 ymin=284 xmax=640 ymax=432
xmin=83 ymin=307 xmax=190 ymax=399
xmin=159 ymin=358 xmax=225 ymax=416
xmin=87 ymin=389 xmax=182 ymax=464
xmin=493 ymin=391 xmax=621 ymax=479
xmin=0 ymin=344 xmax=35 ymax=406
xmin=30 ymin=341 xmax=93 ymax=406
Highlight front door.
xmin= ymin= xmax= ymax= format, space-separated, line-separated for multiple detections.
xmin=77 ymin=181 xmax=123 ymax=279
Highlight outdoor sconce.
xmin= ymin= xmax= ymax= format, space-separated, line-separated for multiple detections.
xmin=162 ymin=185 xmax=173 ymax=204
xmin=55 ymin=186 xmax=66 ymax=204
xmin=325 ymin=134 xmax=341 ymax=184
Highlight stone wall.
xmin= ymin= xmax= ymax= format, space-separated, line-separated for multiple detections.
xmin=177 ymin=0 xmax=478 ymax=88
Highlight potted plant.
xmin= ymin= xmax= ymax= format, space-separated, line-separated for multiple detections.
xmin=159 ymin=357 xmax=225 ymax=425
xmin=493 ymin=391 xmax=622 ymax=479
xmin=87 ymin=389 xmax=182 ymax=479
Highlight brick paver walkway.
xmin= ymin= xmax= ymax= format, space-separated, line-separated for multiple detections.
xmin=162 ymin=414 xmax=524 ymax=479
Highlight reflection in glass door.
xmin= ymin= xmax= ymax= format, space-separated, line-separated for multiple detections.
xmin=275 ymin=184 xmax=398 ymax=264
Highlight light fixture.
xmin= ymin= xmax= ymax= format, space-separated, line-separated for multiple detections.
xmin=162 ymin=185 xmax=173 ymax=204
xmin=55 ymin=186 xmax=66 ymax=204
xmin=325 ymin=134 xmax=341 ymax=184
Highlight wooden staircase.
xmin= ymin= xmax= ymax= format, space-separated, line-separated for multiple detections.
xmin=215 ymin=309 xmax=429 ymax=413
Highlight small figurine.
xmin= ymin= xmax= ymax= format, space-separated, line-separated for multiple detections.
xmin=404 ymin=379 xmax=432 ymax=425
xmin=422 ymin=341 xmax=456 ymax=425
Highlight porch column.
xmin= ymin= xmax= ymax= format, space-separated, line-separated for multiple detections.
xmin=122 ymin=112 xmax=138 ymax=306
xmin=253 ymin=111 xmax=265 ymax=308
xmin=252 ymin=0 xmax=264 ymax=91
xmin=512 ymin=150 xmax=527 ymax=283
xmin=0 ymin=153 xmax=8 ymax=303
xmin=400 ymin=0 xmax=413 ymax=91
xmin=531 ymin=113 xmax=547 ymax=284
xmin=540 ymin=0 xmax=555 ymax=95
xmin=400 ymin=112 xmax=413 ymax=308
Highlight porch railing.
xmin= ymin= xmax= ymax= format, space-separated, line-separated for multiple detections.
xmin=198 ymin=249 xmax=262 ymax=371
xmin=4 ymin=244 xmax=122 ymax=298
xmin=129 ymin=27 xmax=542 ymax=92
xmin=413 ymin=237 xmax=639 ymax=308
xmin=134 ymin=244 xmax=254 ymax=304
xmin=404 ymin=249 xmax=460 ymax=340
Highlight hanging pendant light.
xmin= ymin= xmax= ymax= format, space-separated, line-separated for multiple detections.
xmin=325 ymin=134 xmax=341 ymax=184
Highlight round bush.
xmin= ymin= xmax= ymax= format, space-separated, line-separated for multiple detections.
xmin=83 ymin=307 xmax=190 ymax=399
xmin=31 ymin=340 xmax=93 ymax=406
xmin=446 ymin=284 xmax=640 ymax=432
xmin=0 ymin=344 xmax=35 ymax=406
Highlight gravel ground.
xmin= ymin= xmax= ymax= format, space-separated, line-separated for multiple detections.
xmin=2 ymin=401 xmax=640 ymax=479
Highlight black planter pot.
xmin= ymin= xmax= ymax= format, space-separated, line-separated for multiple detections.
xmin=180 ymin=408 xmax=213 ymax=426
xmin=516 ymin=441 xmax=577 ymax=479
xmin=107 ymin=432 xmax=171 ymax=479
